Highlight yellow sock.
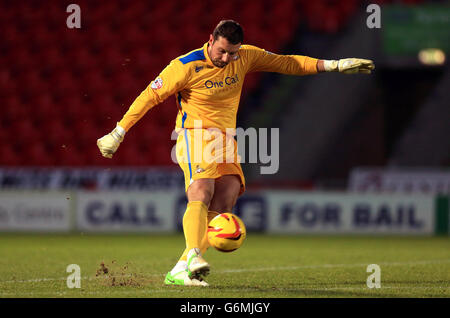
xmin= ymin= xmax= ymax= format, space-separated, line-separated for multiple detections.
xmin=179 ymin=210 xmax=220 ymax=261
xmin=200 ymin=211 xmax=220 ymax=254
xmin=180 ymin=201 xmax=208 ymax=261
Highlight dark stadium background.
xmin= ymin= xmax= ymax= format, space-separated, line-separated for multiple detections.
xmin=1 ymin=0 xmax=448 ymax=190
xmin=0 ymin=0 xmax=446 ymax=180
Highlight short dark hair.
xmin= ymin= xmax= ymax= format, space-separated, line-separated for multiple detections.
xmin=212 ymin=20 xmax=244 ymax=45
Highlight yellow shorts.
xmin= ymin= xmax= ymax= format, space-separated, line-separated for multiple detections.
xmin=175 ymin=128 xmax=246 ymax=196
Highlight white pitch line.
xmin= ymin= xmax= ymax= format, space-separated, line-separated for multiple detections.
xmin=218 ymin=259 xmax=450 ymax=273
xmin=0 ymin=274 xmax=164 ymax=284
xmin=1 ymin=259 xmax=449 ymax=285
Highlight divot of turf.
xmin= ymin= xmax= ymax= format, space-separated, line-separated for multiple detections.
xmin=95 ymin=260 xmax=142 ymax=287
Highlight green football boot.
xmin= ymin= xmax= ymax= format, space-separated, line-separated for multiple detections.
xmin=164 ymin=270 xmax=208 ymax=287
xmin=187 ymin=248 xmax=210 ymax=278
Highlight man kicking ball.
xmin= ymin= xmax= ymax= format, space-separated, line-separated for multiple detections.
xmin=97 ymin=20 xmax=374 ymax=286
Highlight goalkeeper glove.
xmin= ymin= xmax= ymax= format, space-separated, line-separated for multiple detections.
xmin=97 ymin=124 xmax=126 ymax=158
xmin=324 ymin=58 xmax=375 ymax=74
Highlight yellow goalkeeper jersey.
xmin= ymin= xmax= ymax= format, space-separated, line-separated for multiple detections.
xmin=118 ymin=42 xmax=318 ymax=132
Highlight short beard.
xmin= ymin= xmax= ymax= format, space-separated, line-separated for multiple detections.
xmin=212 ymin=60 xmax=228 ymax=68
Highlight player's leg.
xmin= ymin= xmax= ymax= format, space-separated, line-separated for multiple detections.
xmin=165 ymin=178 xmax=214 ymax=286
xmin=183 ymin=178 xmax=215 ymax=276
xmin=199 ymin=210 xmax=220 ymax=254
xmin=166 ymin=128 xmax=217 ymax=286
xmin=209 ymin=175 xmax=241 ymax=212
xmin=199 ymin=175 xmax=242 ymax=253
xmin=171 ymin=175 xmax=240 ymax=280
xmin=166 ymin=130 xmax=242 ymax=286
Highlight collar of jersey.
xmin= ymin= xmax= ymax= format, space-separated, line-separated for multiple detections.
xmin=203 ymin=42 xmax=215 ymax=67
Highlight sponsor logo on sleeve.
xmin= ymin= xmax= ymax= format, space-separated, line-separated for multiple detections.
xmin=151 ymin=77 xmax=163 ymax=90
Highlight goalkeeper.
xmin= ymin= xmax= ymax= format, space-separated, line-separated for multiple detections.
xmin=97 ymin=20 xmax=374 ymax=286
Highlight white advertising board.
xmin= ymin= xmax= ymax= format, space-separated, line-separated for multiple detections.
xmin=76 ymin=191 xmax=180 ymax=232
xmin=0 ymin=190 xmax=437 ymax=235
xmin=348 ymin=168 xmax=450 ymax=194
xmin=0 ymin=191 xmax=72 ymax=231
xmin=264 ymin=191 xmax=435 ymax=234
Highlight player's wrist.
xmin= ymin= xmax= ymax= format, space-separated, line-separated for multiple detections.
xmin=323 ymin=60 xmax=339 ymax=72
xmin=114 ymin=124 xmax=126 ymax=137
xmin=111 ymin=124 xmax=126 ymax=142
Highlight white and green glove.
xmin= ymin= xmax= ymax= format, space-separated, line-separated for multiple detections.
xmin=324 ymin=58 xmax=375 ymax=74
xmin=97 ymin=124 xmax=126 ymax=158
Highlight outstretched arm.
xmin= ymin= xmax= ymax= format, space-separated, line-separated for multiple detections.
xmin=244 ymin=45 xmax=374 ymax=75
xmin=244 ymin=45 xmax=319 ymax=75
xmin=316 ymin=58 xmax=375 ymax=74
xmin=97 ymin=59 xmax=190 ymax=159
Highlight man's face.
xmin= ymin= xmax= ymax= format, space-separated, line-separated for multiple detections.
xmin=208 ymin=35 xmax=241 ymax=68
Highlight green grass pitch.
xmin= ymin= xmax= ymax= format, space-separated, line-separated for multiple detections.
xmin=0 ymin=234 xmax=449 ymax=298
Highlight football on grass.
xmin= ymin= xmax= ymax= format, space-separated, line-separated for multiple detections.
xmin=207 ymin=213 xmax=246 ymax=252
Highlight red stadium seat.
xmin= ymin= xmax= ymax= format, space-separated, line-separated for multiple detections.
xmin=3 ymin=96 xmax=28 ymax=125
xmin=42 ymin=120 xmax=72 ymax=149
xmin=240 ymin=0 xmax=265 ymax=26
xmin=81 ymin=70 xmax=110 ymax=96
xmin=90 ymin=24 xmax=116 ymax=49
xmin=63 ymin=96 xmax=91 ymax=126
xmin=89 ymin=1 xmax=119 ymax=21
xmin=25 ymin=143 xmax=53 ymax=166
xmin=19 ymin=70 xmax=50 ymax=97
xmin=3 ymin=24 xmax=23 ymax=48
xmin=33 ymin=94 xmax=60 ymax=124
xmin=13 ymin=120 xmax=40 ymax=147
xmin=69 ymin=47 xmax=97 ymax=73
xmin=102 ymin=45 xmax=126 ymax=70
xmin=58 ymin=147 xmax=85 ymax=166
xmin=0 ymin=77 xmax=17 ymax=99
xmin=131 ymin=47 xmax=152 ymax=68
xmin=339 ymin=0 xmax=359 ymax=20
xmin=50 ymin=69 xmax=79 ymax=96
xmin=8 ymin=45 xmax=36 ymax=73
xmin=39 ymin=47 xmax=66 ymax=70
xmin=0 ymin=146 xmax=22 ymax=166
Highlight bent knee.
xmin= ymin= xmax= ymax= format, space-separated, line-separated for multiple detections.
xmin=210 ymin=179 xmax=241 ymax=211
xmin=187 ymin=179 xmax=215 ymax=205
